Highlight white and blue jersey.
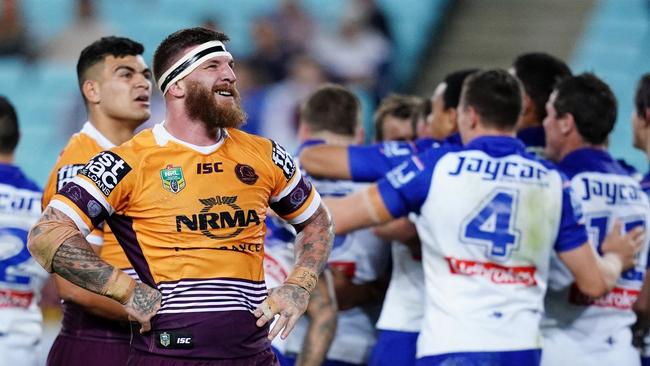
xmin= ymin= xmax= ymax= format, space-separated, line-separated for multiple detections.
xmin=0 ymin=163 xmax=48 ymax=366
xmin=348 ymin=134 xmax=462 ymax=182
xmin=639 ymin=168 xmax=650 ymax=366
xmin=541 ymin=149 xmax=650 ymax=366
xmin=376 ymin=136 xmax=587 ymax=365
xmin=285 ymin=140 xmax=390 ymax=365
xmin=349 ymin=134 xmax=463 ymax=366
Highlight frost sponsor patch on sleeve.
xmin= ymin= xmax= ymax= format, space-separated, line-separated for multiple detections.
xmin=79 ymin=151 xmax=132 ymax=196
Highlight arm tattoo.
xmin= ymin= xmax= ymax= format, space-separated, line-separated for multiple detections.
xmin=43 ymin=207 xmax=117 ymax=295
xmin=52 ymin=236 xmax=115 ymax=294
xmin=293 ymin=205 xmax=334 ymax=274
xmin=132 ymin=284 xmax=161 ymax=314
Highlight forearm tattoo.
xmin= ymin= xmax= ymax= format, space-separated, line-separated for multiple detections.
xmin=293 ymin=205 xmax=334 ymax=274
xmin=131 ymin=284 xmax=161 ymax=314
xmin=52 ymin=236 xmax=115 ymax=294
xmin=41 ymin=207 xmax=116 ymax=295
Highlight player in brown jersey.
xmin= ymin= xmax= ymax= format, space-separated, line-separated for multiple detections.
xmin=29 ymin=27 xmax=333 ymax=365
xmin=40 ymin=36 xmax=151 ymax=365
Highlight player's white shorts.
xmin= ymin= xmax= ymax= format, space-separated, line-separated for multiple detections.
xmin=541 ymin=327 xmax=640 ymax=366
xmin=0 ymin=331 xmax=41 ymax=366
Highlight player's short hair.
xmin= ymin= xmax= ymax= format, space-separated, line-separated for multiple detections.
xmin=460 ymin=69 xmax=523 ymax=130
xmin=374 ymin=94 xmax=420 ymax=141
xmin=442 ymin=68 xmax=480 ymax=110
xmin=512 ymin=52 xmax=572 ymax=122
xmin=77 ymin=36 xmax=145 ymax=98
xmin=153 ymin=27 xmax=230 ymax=85
xmin=300 ymin=84 xmax=361 ymax=136
xmin=552 ymin=73 xmax=617 ymax=145
xmin=0 ymin=95 xmax=20 ymax=154
xmin=635 ymin=73 xmax=650 ymax=119
xmin=410 ymin=97 xmax=432 ymax=132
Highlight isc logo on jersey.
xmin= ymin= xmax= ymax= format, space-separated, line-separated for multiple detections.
xmin=79 ymin=151 xmax=131 ymax=196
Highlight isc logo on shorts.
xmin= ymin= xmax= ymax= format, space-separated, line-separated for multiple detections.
xmin=80 ymin=151 xmax=131 ymax=196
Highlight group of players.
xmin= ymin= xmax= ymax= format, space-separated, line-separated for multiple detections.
xmin=0 ymin=24 xmax=650 ymax=366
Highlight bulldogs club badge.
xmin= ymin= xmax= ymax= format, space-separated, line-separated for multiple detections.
xmin=160 ymin=165 xmax=186 ymax=194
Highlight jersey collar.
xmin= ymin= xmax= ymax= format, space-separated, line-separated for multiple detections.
xmin=152 ymin=122 xmax=228 ymax=154
xmin=558 ymin=147 xmax=627 ymax=178
xmin=464 ymin=135 xmax=527 ymax=157
xmin=81 ymin=121 xmax=116 ymax=150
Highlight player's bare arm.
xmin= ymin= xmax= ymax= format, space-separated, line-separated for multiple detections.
xmin=28 ymin=206 xmax=162 ymax=332
xmin=559 ymin=221 xmax=644 ymax=297
xmin=254 ymin=204 xmax=334 ymax=340
xmin=299 ymin=144 xmax=352 ymax=180
xmin=296 ymin=270 xmax=337 ymax=366
xmin=633 ymin=270 xmax=650 ymax=347
xmin=50 ymin=231 xmax=130 ymax=321
xmin=324 ymin=185 xmax=394 ymax=235
xmin=53 ymin=274 xmax=129 ymax=321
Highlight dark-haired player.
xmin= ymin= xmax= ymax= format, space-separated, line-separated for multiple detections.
xmin=41 ymin=36 xmax=152 ymax=366
xmin=631 ymin=73 xmax=650 ymax=366
xmin=0 ymin=95 xmax=47 ymax=366
xmin=510 ymin=52 xmax=572 ymax=155
xmin=298 ymin=69 xmax=477 ymax=182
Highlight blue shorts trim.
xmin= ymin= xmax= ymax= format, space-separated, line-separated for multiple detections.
xmin=272 ymin=346 xmax=295 ymax=366
xmin=369 ymin=330 xmax=418 ymax=366
xmin=281 ymin=354 xmax=360 ymax=366
xmin=416 ymin=349 xmax=541 ymax=366
xmin=642 ymin=356 xmax=650 ymax=366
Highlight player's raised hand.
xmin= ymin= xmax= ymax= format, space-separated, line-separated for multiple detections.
xmin=601 ymin=220 xmax=645 ymax=270
xmin=254 ymin=284 xmax=309 ymax=340
xmin=124 ymin=282 xmax=162 ymax=334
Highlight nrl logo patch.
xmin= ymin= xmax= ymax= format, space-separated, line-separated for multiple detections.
xmin=160 ymin=332 xmax=171 ymax=347
xmin=160 ymin=165 xmax=186 ymax=194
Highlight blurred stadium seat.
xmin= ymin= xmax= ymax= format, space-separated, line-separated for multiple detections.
xmin=571 ymin=0 xmax=650 ymax=171
xmin=5 ymin=0 xmax=448 ymax=186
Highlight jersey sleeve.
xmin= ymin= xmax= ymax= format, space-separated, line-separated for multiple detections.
xmin=348 ymin=141 xmax=418 ymax=182
xmin=42 ymin=167 xmax=58 ymax=211
xmin=268 ymin=140 xmax=321 ymax=225
xmin=48 ymin=149 xmax=137 ymax=236
xmin=554 ymin=177 xmax=589 ymax=252
xmin=376 ymin=148 xmax=444 ymax=218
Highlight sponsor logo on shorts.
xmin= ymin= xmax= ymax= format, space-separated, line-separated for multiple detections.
xmin=155 ymin=331 xmax=193 ymax=349
xmin=56 ymin=164 xmax=85 ymax=191
xmin=445 ymin=257 xmax=537 ymax=286
xmin=569 ymin=284 xmax=639 ymax=310
xmin=160 ymin=165 xmax=186 ymax=194
xmin=234 ymin=163 xmax=258 ymax=185
xmin=79 ymin=151 xmax=131 ymax=196
xmin=271 ymin=141 xmax=296 ymax=181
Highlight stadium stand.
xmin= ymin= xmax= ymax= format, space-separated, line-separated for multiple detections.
xmin=0 ymin=0 xmax=449 ymax=186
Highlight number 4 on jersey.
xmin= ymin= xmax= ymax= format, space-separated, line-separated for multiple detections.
xmin=461 ymin=189 xmax=520 ymax=261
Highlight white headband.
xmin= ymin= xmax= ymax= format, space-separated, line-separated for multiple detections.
xmin=157 ymin=40 xmax=232 ymax=95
